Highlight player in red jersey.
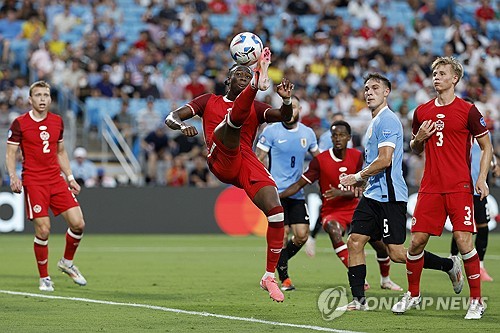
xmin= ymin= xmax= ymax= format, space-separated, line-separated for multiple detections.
xmin=6 ymin=81 xmax=87 ymax=292
xmin=393 ymin=57 xmax=493 ymax=319
xmin=165 ymin=48 xmax=293 ymax=302
xmin=279 ymin=120 xmax=402 ymax=291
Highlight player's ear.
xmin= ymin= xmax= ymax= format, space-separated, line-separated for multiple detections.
xmin=28 ymin=96 xmax=32 ymax=105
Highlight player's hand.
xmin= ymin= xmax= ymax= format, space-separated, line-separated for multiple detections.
xmin=181 ymin=125 xmax=198 ymax=137
xmin=340 ymin=174 xmax=358 ymax=187
xmin=414 ymin=120 xmax=436 ymax=142
xmin=69 ymin=179 xmax=81 ymax=195
xmin=276 ymin=78 xmax=294 ymax=99
xmin=323 ymin=184 xmax=343 ymax=200
xmin=10 ymin=176 xmax=23 ymax=194
xmin=475 ymin=179 xmax=489 ymax=201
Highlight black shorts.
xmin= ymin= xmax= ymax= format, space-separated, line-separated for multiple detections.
xmin=350 ymin=196 xmax=407 ymax=245
xmin=474 ymin=195 xmax=490 ymax=225
xmin=280 ymin=198 xmax=309 ymax=226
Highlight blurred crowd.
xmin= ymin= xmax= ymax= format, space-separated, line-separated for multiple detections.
xmin=0 ymin=0 xmax=499 ymax=187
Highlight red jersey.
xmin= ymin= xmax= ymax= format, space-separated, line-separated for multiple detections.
xmin=7 ymin=111 xmax=64 ymax=185
xmin=302 ymin=148 xmax=363 ymax=213
xmin=412 ymin=97 xmax=489 ymax=194
xmin=187 ymin=94 xmax=271 ymax=152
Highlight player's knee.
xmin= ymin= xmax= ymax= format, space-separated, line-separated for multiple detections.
xmin=36 ymin=226 xmax=51 ymax=239
xmin=347 ymin=235 xmax=363 ymax=253
xmin=70 ymin=219 xmax=85 ymax=234
xmin=294 ymin=231 xmax=309 ymax=245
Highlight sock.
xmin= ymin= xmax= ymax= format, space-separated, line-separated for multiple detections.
xmin=423 ymin=250 xmax=453 ymax=272
xmin=34 ymin=237 xmax=49 ymax=278
xmin=266 ymin=206 xmax=284 ymax=273
xmin=480 ymin=261 xmax=484 ymax=269
xmin=450 ymin=237 xmax=459 ymax=256
xmin=377 ymin=256 xmax=391 ymax=278
xmin=475 ymin=226 xmax=488 ymax=261
xmin=228 ymin=84 xmax=258 ymax=127
xmin=333 ymin=241 xmax=349 ymax=268
xmin=277 ymin=243 xmax=289 ymax=281
xmin=310 ymin=216 xmax=322 ymax=239
xmin=406 ymin=251 xmax=424 ymax=297
xmin=463 ymin=249 xmax=481 ymax=300
xmin=64 ymin=228 xmax=83 ymax=262
xmin=348 ymin=264 xmax=366 ymax=304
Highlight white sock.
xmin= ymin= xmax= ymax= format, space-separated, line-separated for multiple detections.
xmin=262 ymin=271 xmax=275 ymax=279
xmin=381 ymin=276 xmax=391 ymax=284
xmin=480 ymin=261 xmax=484 ymax=269
xmin=62 ymin=258 xmax=73 ymax=267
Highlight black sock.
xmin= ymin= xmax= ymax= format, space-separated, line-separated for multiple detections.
xmin=475 ymin=226 xmax=489 ymax=261
xmin=285 ymin=239 xmax=303 ymax=260
xmin=423 ymin=251 xmax=453 ymax=272
xmin=310 ymin=216 xmax=322 ymax=239
xmin=277 ymin=249 xmax=289 ymax=281
xmin=450 ymin=237 xmax=459 ymax=256
xmin=348 ymin=264 xmax=366 ymax=304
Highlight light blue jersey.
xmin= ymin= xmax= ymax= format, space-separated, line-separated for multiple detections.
xmin=257 ymin=123 xmax=318 ymax=199
xmin=362 ymin=107 xmax=408 ymax=202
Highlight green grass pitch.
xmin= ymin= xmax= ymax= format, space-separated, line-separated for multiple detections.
xmin=0 ymin=233 xmax=498 ymax=332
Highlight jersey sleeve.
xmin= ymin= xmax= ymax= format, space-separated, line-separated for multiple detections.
xmin=7 ymin=119 xmax=21 ymax=145
xmin=302 ymin=156 xmax=320 ymax=184
xmin=256 ymin=125 xmax=274 ymax=152
xmin=308 ymin=128 xmax=319 ymax=153
xmin=376 ymin=117 xmax=399 ymax=148
xmin=187 ymin=93 xmax=212 ymax=117
xmin=468 ymin=105 xmax=489 ymax=138
xmin=254 ymin=101 xmax=272 ymax=124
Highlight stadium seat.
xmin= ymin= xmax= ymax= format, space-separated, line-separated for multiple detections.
xmin=298 ymin=15 xmax=319 ymax=37
xmin=430 ymin=26 xmax=448 ymax=55
xmin=208 ymin=14 xmax=238 ymax=38
xmin=486 ymin=21 xmax=500 ymax=40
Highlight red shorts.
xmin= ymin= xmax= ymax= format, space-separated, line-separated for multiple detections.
xmin=412 ymin=192 xmax=475 ymax=236
xmin=207 ymin=136 xmax=276 ymax=200
xmin=23 ymin=176 xmax=79 ymax=219
xmin=321 ymin=208 xmax=354 ymax=231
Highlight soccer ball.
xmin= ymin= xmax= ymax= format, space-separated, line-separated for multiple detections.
xmin=229 ymin=32 xmax=263 ymax=66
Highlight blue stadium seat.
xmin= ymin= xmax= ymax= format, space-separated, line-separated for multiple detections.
xmin=298 ymin=15 xmax=319 ymax=37
xmin=263 ymin=15 xmax=280 ymax=31
xmin=208 ymin=14 xmax=238 ymax=38
xmin=430 ymin=26 xmax=448 ymax=55
xmin=486 ymin=20 xmax=500 ymax=40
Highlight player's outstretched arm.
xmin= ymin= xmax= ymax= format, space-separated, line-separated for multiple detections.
xmin=279 ymin=178 xmax=308 ymax=199
xmin=165 ymin=106 xmax=198 ymax=137
xmin=340 ymin=146 xmax=394 ymax=187
xmin=6 ymin=144 xmax=22 ymax=193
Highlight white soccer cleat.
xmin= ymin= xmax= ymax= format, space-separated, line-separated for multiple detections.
xmin=304 ymin=237 xmax=316 ymax=258
xmin=448 ymin=255 xmax=464 ymax=294
xmin=464 ymin=299 xmax=486 ymax=319
xmin=336 ymin=299 xmax=369 ymax=312
xmin=381 ymin=278 xmax=403 ymax=291
xmin=39 ymin=277 xmax=54 ymax=292
xmin=57 ymin=259 xmax=87 ymax=286
xmin=392 ymin=291 xmax=421 ymax=314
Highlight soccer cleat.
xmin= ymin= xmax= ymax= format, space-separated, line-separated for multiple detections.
xmin=336 ymin=299 xmax=369 ymax=312
xmin=281 ymin=278 xmax=295 ymax=291
xmin=57 ymin=259 xmax=87 ymax=286
xmin=260 ymin=276 xmax=284 ymax=302
xmin=464 ymin=299 xmax=486 ymax=319
xmin=254 ymin=47 xmax=271 ymax=91
xmin=381 ymin=278 xmax=403 ymax=291
xmin=392 ymin=291 xmax=421 ymax=315
xmin=39 ymin=277 xmax=54 ymax=292
xmin=480 ymin=267 xmax=493 ymax=282
xmin=304 ymin=237 xmax=316 ymax=258
xmin=448 ymin=255 xmax=464 ymax=294
xmin=364 ymin=279 xmax=370 ymax=291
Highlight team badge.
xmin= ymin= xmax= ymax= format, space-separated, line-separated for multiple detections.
xmin=480 ymin=117 xmax=486 ymax=127
xmin=300 ymin=138 xmax=307 ymax=148
xmin=411 ymin=217 xmax=417 ymax=226
xmin=435 ymin=120 xmax=445 ymax=131
xmin=40 ymin=131 xmax=50 ymax=141
xmin=7 ymin=129 xmax=12 ymax=139
xmin=259 ymin=136 xmax=266 ymax=144
xmin=367 ymin=126 xmax=373 ymax=138
xmin=382 ymin=129 xmax=391 ymax=138
xmin=33 ymin=205 xmax=42 ymax=213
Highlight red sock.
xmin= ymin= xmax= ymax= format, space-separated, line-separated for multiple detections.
xmin=64 ymin=228 xmax=83 ymax=261
xmin=266 ymin=206 xmax=284 ymax=272
xmin=228 ymin=84 xmax=258 ymax=127
xmin=406 ymin=251 xmax=424 ymax=297
xmin=34 ymin=237 xmax=49 ymax=278
xmin=463 ymin=249 xmax=481 ymax=300
xmin=333 ymin=242 xmax=349 ymax=268
xmin=377 ymin=256 xmax=391 ymax=277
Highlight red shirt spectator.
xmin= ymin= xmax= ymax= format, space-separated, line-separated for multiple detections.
xmin=208 ymin=0 xmax=229 ymax=14
xmin=476 ymin=0 xmax=495 ymax=21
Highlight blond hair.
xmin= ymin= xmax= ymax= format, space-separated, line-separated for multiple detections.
xmin=29 ymin=80 xmax=51 ymax=96
xmin=431 ymin=57 xmax=464 ymax=85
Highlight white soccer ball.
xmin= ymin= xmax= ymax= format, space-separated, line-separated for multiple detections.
xmin=229 ymin=32 xmax=263 ymax=66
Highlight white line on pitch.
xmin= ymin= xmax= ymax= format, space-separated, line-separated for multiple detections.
xmin=0 ymin=290 xmax=364 ymax=333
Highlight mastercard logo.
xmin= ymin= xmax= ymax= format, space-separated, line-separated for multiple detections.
xmin=214 ymin=186 xmax=268 ymax=236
